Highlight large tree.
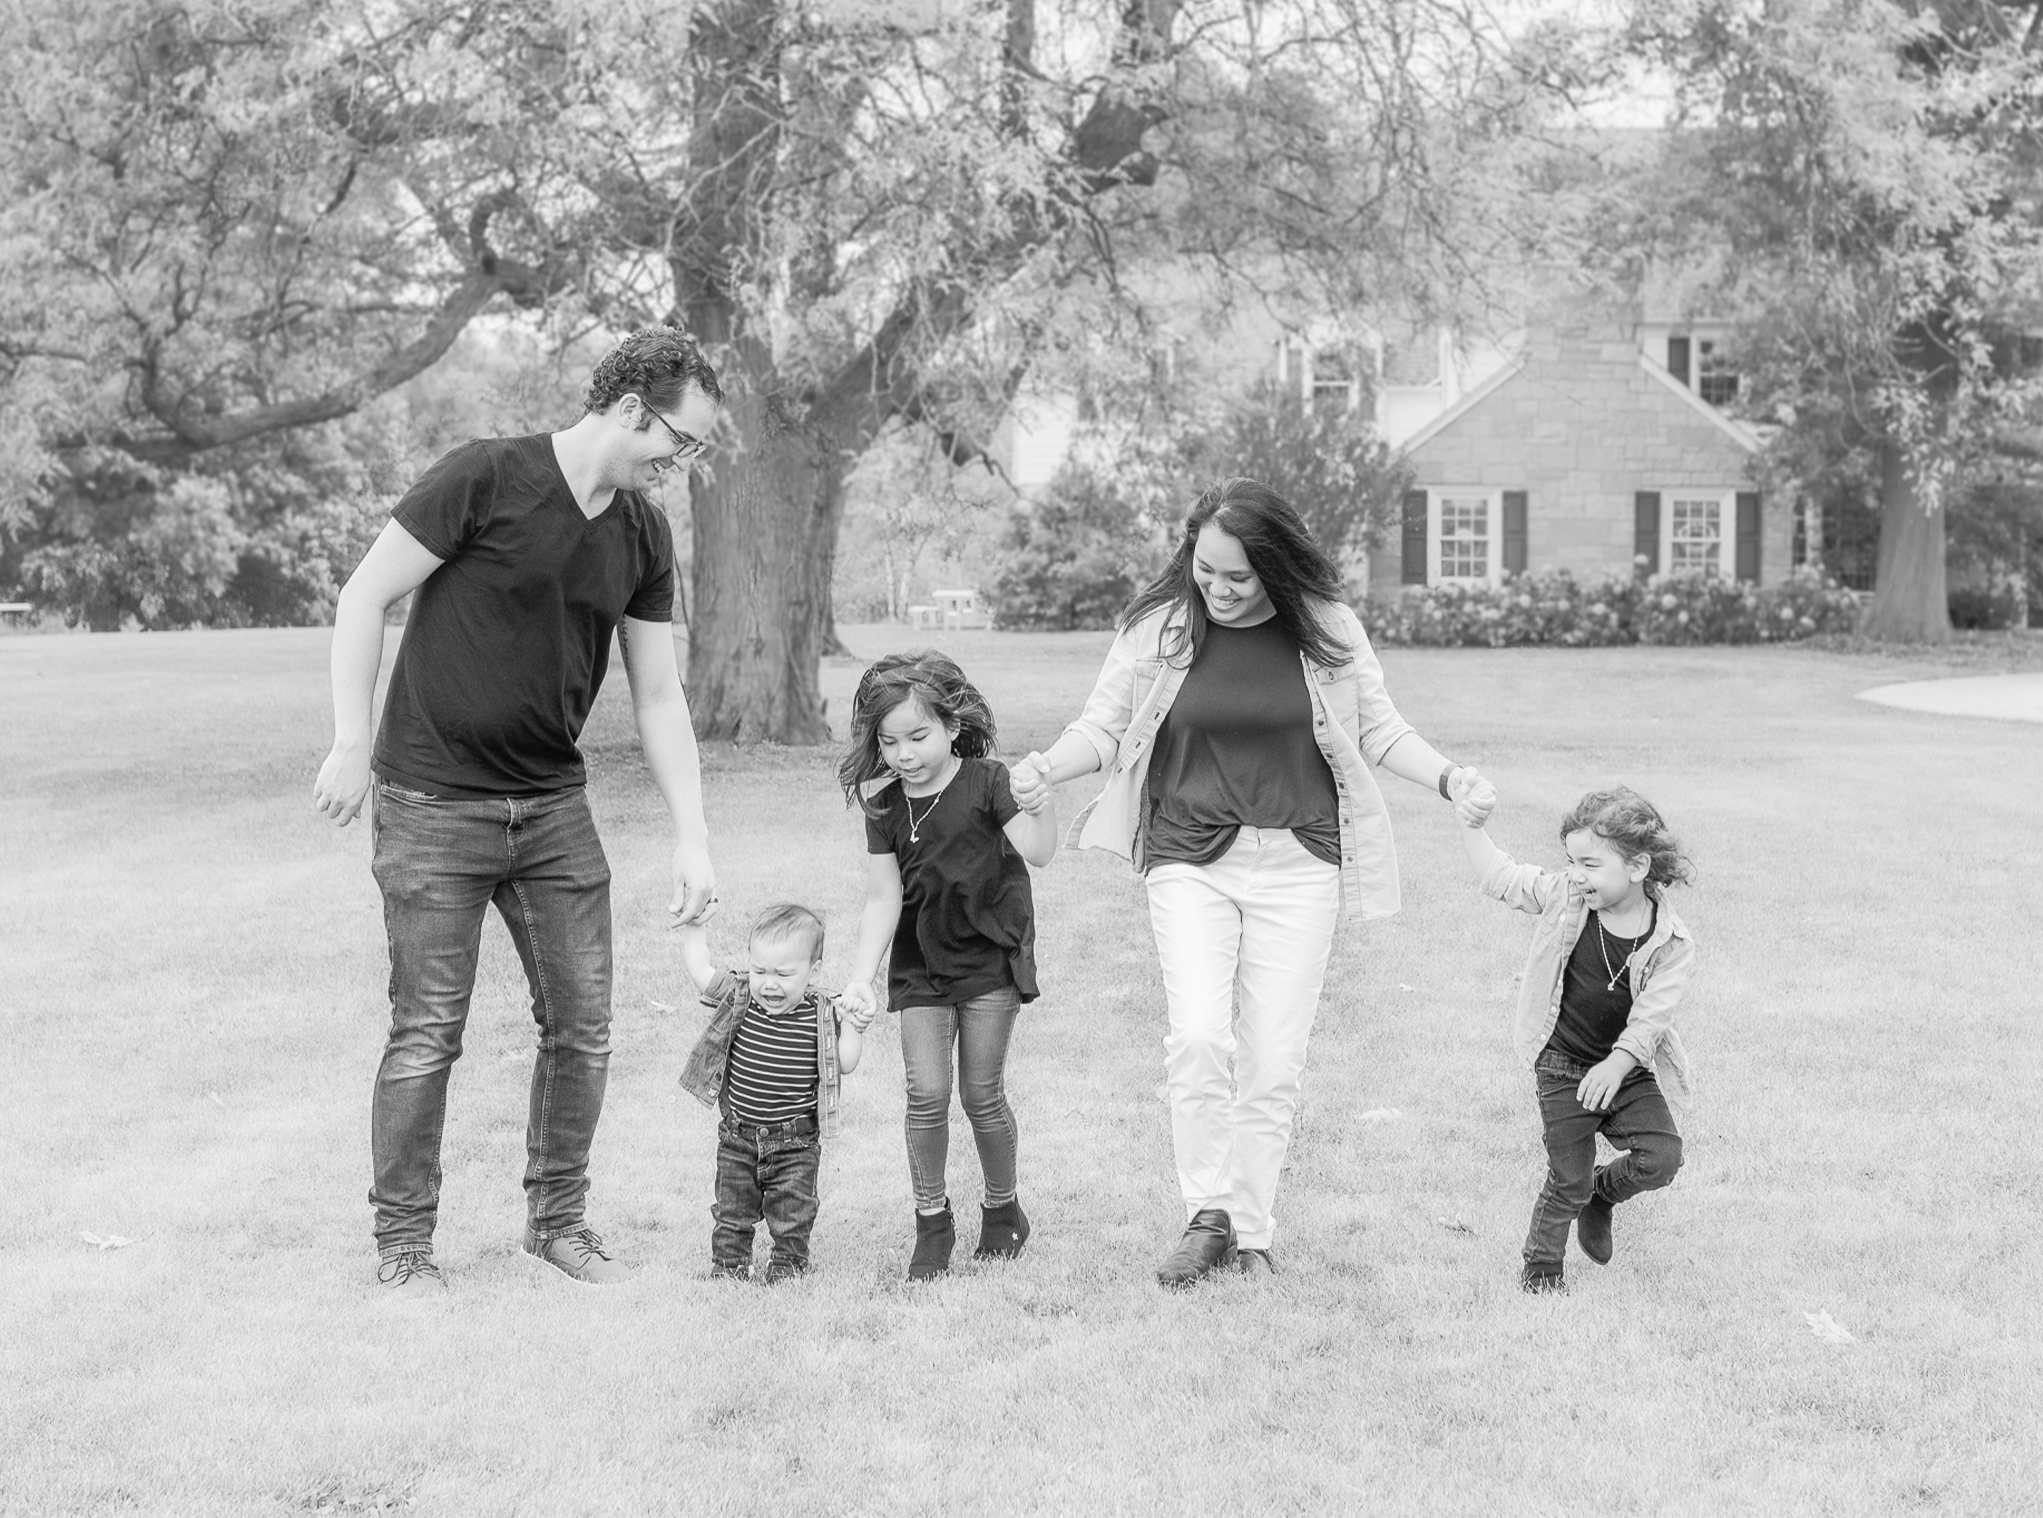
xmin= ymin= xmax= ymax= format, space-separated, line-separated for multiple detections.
xmin=1630 ymin=0 xmax=2043 ymax=642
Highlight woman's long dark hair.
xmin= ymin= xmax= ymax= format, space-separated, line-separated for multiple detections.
xmin=836 ymin=650 xmax=999 ymax=815
xmin=1120 ymin=477 xmax=1351 ymax=668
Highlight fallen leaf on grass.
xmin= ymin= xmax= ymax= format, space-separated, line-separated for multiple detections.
xmin=1434 ymin=1217 xmax=1475 ymax=1235
xmin=207 ymin=1092 xmax=225 ymax=1108
xmin=1804 ymin=1310 xmax=1855 ymax=1344
xmin=650 ymin=1000 xmax=676 ymax=1014
xmin=1357 ymin=1107 xmax=1403 ymax=1122
xmin=79 ymin=1231 xmax=131 ymax=1251
xmin=1399 ymin=983 xmax=1416 ymax=992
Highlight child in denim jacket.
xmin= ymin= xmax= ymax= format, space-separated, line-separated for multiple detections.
xmin=675 ymin=903 xmax=872 ymax=1282
xmin=1460 ymin=786 xmax=1697 ymax=1293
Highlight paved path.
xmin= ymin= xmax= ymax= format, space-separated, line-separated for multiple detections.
xmin=1857 ymin=672 xmax=2043 ymax=724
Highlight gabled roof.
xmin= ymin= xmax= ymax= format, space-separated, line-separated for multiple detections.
xmin=1637 ymin=354 xmax=1764 ymax=452
xmin=1397 ymin=357 xmax=1528 ymax=453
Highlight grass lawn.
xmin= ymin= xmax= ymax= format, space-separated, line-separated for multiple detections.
xmin=5 ymin=625 xmax=2039 ymax=1516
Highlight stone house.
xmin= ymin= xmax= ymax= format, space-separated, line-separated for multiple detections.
xmin=1373 ymin=302 xmax=1780 ymax=596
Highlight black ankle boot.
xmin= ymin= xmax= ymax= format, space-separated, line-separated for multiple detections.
xmin=908 ymin=1203 xmax=955 ymax=1281
xmin=974 ymin=1198 xmax=1031 ymax=1260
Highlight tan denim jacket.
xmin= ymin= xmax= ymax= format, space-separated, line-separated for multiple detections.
xmin=678 ymin=970 xmax=843 ymax=1139
xmin=1479 ymin=850 xmax=1698 ymax=1101
xmin=1062 ymin=600 xmax=1417 ymax=918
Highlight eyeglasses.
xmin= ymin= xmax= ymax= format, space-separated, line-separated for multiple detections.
xmin=646 ymin=405 xmax=709 ymax=468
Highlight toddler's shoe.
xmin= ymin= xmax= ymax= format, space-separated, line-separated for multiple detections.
xmin=1156 ymin=1208 xmax=1236 ymax=1288
xmin=908 ymin=1203 xmax=955 ymax=1281
xmin=375 ymin=1247 xmax=446 ymax=1295
xmin=523 ymin=1224 xmax=636 ymax=1285
xmin=763 ymin=1260 xmax=807 ymax=1285
xmin=974 ymin=1198 xmax=1031 ymax=1260
xmin=1576 ymin=1189 xmax=1615 ymax=1266
xmin=709 ymin=1261 xmax=751 ymax=1281
xmin=1519 ymin=1263 xmax=1566 ymax=1294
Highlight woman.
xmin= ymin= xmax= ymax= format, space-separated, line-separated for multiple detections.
xmin=1010 ymin=478 xmax=1492 ymax=1286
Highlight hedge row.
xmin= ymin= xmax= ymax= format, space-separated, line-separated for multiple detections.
xmin=1357 ymin=564 xmax=1863 ymax=648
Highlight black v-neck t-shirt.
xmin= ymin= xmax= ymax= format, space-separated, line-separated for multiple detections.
xmin=372 ymin=434 xmax=675 ymax=797
xmin=865 ymin=757 xmax=1038 ymax=1009
xmin=1143 ymin=616 xmax=1341 ymax=868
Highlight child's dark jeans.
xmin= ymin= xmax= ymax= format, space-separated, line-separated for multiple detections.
xmin=711 ymin=1113 xmax=822 ymax=1273
xmin=1525 ymin=1048 xmax=1683 ymax=1268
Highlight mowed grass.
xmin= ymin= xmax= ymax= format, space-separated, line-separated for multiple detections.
xmin=4 ymin=625 xmax=2040 ymax=1517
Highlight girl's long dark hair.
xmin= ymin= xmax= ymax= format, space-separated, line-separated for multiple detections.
xmin=836 ymin=650 xmax=999 ymax=815
xmin=1119 ymin=477 xmax=1351 ymax=668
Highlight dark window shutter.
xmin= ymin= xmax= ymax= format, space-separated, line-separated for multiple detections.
xmin=1736 ymin=491 xmax=1761 ymax=581
xmin=1501 ymin=490 xmax=1528 ymax=574
xmin=1634 ymin=492 xmax=1661 ymax=573
xmin=1401 ymin=489 xmax=1429 ymax=584
xmin=1666 ymin=336 xmax=1691 ymax=387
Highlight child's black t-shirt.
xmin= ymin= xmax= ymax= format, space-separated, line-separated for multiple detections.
xmin=1546 ymin=904 xmax=1658 ymax=1066
xmin=864 ymin=757 xmax=1039 ymax=1010
xmin=372 ymin=434 xmax=676 ymax=798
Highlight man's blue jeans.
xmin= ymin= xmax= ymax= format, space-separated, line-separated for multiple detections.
xmin=368 ymin=780 xmax=613 ymax=1254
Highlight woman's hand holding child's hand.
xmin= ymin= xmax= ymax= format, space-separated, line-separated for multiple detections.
xmin=1009 ymin=753 xmax=1052 ymax=815
xmin=1450 ymin=769 xmax=1499 ymax=829
xmin=1575 ymin=1051 xmax=1639 ymax=1111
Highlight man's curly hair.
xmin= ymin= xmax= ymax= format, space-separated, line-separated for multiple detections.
xmin=583 ymin=326 xmax=725 ymax=414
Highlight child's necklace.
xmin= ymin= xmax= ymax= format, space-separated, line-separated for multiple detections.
xmin=1595 ymin=911 xmax=1649 ymax=992
xmin=905 ymin=759 xmax=960 ymax=843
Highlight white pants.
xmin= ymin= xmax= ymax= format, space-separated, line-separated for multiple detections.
xmin=1144 ymin=827 xmax=1342 ymax=1251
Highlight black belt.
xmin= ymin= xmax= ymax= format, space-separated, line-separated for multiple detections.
xmin=723 ymin=1113 xmax=817 ymax=1137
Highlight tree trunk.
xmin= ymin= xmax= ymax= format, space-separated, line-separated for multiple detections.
xmin=686 ymin=382 xmax=846 ymax=743
xmin=1863 ymin=442 xmax=1951 ymax=643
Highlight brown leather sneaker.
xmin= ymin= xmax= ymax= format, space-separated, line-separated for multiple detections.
xmin=523 ymin=1225 xmax=636 ymax=1285
xmin=376 ymin=1248 xmax=446 ymax=1294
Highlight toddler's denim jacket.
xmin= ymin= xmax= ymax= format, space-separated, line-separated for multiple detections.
xmin=679 ymin=970 xmax=843 ymax=1139
xmin=1480 ymin=851 xmax=1698 ymax=1101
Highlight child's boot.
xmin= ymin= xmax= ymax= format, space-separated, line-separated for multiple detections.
xmin=974 ymin=1197 xmax=1031 ymax=1260
xmin=908 ymin=1202 xmax=955 ymax=1281
xmin=1519 ymin=1262 xmax=1566 ymax=1294
xmin=1576 ymin=1176 xmax=1615 ymax=1266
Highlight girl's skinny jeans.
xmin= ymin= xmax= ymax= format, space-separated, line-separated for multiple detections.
xmin=898 ymin=985 xmax=1022 ymax=1212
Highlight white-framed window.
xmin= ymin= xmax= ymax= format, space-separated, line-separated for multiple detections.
xmin=1431 ymin=488 xmax=1501 ymax=586
xmin=1696 ymin=340 xmax=1740 ymax=407
xmin=1663 ymin=490 xmax=1736 ymax=576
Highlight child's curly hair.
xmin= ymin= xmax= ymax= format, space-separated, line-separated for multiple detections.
xmin=837 ymin=651 xmax=998 ymax=814
xmin=583 ymin=326 xmax=725 ymax=412
xmin=1559 ymin=786 xmax=1695 ymax=888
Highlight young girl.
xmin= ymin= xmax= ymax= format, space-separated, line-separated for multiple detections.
xmin=1460 ymin=786 xmax=1697 ymax=1293
xmin=838 ymin=652 xmax=1059 ymax=1281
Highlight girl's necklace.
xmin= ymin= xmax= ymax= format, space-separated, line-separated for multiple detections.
xmin=905 ymin=759 xmax=960 ymax=843
xmin=1595 ymin=911 xmax=1650 ymax=992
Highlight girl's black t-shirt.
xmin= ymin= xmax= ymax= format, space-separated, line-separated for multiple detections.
xmin=1546 ymin=904 xmax=1658 ymax=1065
xmin=1143 ymin=616 xmax=1341 ymax=869
xmin=865 ymin=757 xmax=1039 ymax=1010
xmin=372 ymin=434 xmax=675 ymax=798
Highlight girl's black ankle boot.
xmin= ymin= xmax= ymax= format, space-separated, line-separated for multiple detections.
xmin=974 ymin=1197 xmax=1031 ymax=1260
xmin=908 ymin=1203 xmax=955 ymax=1281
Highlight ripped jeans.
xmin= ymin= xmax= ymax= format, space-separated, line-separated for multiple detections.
xmin=367 ymin=780 xmax=612 ymax=1255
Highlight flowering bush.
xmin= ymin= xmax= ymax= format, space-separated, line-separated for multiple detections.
xmin=1360 ymin=564 xmax=1860 ymax=648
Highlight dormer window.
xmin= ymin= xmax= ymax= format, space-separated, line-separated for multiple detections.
xmin=1697 ymin=340 xmax=1739 ymax=406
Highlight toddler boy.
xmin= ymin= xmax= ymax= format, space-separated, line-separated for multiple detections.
xmin=676 ymin=903 xmax=870 ymax=1282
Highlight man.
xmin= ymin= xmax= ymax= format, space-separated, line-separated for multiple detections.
xmin=313 ymin=327 xmax=721 ymax=1292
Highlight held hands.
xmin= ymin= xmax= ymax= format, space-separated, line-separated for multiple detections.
xmin=1448 ymin=767 xmax=1498 ymax=829
xmin=838 ymin=980 xmax=878 ymax=1030
xmin=1575 ymin=1051 xmax=1638 ymax=1112
xmin=668 ymin=836 xmax=719 ymax=925
xmin=1008 ymin=751 xmax=1053 ymax=815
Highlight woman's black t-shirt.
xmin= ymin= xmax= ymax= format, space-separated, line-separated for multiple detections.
xmin=865 ymin=757 xmax=1039 ymax=1010
xmin=1546 ymin=904 xmax=1658 ymax=1065
xmin=1143 ymin=616 xmax=1341 ymax=869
